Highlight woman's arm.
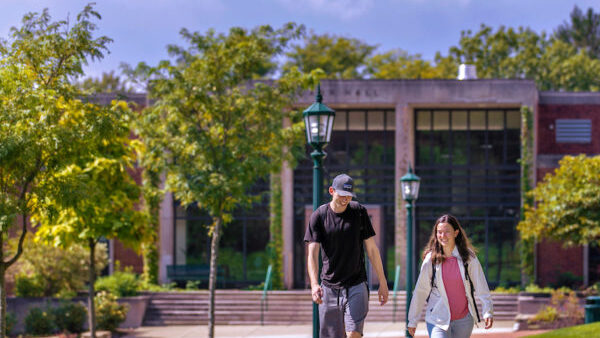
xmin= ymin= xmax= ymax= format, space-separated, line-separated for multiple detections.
xmin=469 ymin=256 xmax=494 ymax=322
xmin=407 ymin=254 xmax=433 ymax=328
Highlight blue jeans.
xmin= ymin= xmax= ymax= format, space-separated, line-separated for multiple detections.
xmin=426 ymin=313 xmax=474 ymax=338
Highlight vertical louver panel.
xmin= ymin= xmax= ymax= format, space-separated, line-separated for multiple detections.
xmin=556 ymin=119 xmax=591 ymax=143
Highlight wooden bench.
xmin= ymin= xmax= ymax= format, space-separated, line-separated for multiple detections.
xmin=166 ymin=264 xmax=227 ymax=288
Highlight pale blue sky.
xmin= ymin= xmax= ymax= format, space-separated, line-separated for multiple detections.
xmin=1 ymin=0 xmax=598 ymax=79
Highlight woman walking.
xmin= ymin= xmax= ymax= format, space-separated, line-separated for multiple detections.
xmin=407 ymin=214 xmax=494 ymax=338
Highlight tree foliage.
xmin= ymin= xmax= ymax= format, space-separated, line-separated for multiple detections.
xmin=8 ymin=237 xmax=107 ymax=297
xmin=555 ymin=6 xmax=600 ymax=59
xmin=285 ymin=32 xmax=376 ymax=79
xmin=133 ymin=23 xmax=316 ymax=337
xmin=435 ymin=23 xmax=600 ymax=91
xmin=436 ymin=24 xmax=548 ymax=80
xmin=366 ymin=49 xmax=448 ymax=79
xmin=0 ymin=5 xmax=114 ymax=337
xmin=31 ymin=100 xmax=146 ymax=338
xmin=77 ymin=70 xmax=132 ymax=93
xmin=518 ymin=155 xmax=600 ymax=247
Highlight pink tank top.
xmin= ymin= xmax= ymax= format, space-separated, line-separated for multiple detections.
xmin=442 ymin=256 xmax=469 ymax=320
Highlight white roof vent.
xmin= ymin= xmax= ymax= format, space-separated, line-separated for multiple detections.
xmin=458 ymin=64 xmax=477 ymax=80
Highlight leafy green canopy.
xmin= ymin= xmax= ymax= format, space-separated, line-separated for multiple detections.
xmin=555 ymin=5 xmax=600 ymax=59
xmin=435 ymin=23 xmax=600 ymax=91
xmin=0 ymin=4 xmax=112 ymax=249
xmin=285 ymin=32 xmax=376 ymax=79
xmin=518 ymin=155 xmax=600 ymax=247
xmin=282 ymin=7 xmax=600 ymax=90
xmin=136 ymin=23 xmax=315 ymax=227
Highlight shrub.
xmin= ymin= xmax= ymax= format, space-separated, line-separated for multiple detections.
xmin=52 ymin=301 xmax=87 ymax=333
xmin=185 ymin=280 xmax=201 ymax=290
xmin=95 ymin=291 xmax=129 ymax=332
xmin=25 ymin=307 xmax=57 ymax=336
xmin=551 ymin=290 xmax=584 ymax=326
xmin=15 ymin=273 xmax=45 ymax=297
xmin=493 ymin=286 xmax=521 ymax=293
xmin=529 ymin=289 xmax=584 ymax=328
xmin=553 ymin=271 xmax=582 ymax=289
xmin=95 ymin=268 xmax=140 ymax=297
xmin=6 ymin=312 xmax=16 ymax=336
xmin=529 ymin=306 xmax=558 ymax=324
xmin=7 ymin=237 xmax=108 ymax=297
xmin=524 ymin=284 xmax=556 ymax=293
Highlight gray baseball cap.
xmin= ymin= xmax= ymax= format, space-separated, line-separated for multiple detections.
xmin=331 ymin=174 xmax=356 ymax=198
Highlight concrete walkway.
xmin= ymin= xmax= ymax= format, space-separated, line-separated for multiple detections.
xmin=121 ymin=321 xmax=549 ymax=337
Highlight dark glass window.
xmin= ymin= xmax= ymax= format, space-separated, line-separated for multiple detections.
xmin=173 ymin=179 xmax=270 ymax=288
xmin=415 ymin=108 xmax=521 ymax=288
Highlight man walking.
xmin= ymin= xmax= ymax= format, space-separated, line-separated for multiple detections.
xmin=305 ymin=173 xmax=389 ymax=338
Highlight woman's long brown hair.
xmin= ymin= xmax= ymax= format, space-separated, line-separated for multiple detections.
xmin=423 ymin=214 xmax=477 ymax=265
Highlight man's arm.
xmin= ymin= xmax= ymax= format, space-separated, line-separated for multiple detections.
xmin=307 ymin=241 xmax=323 ymax=304
xmin=364 ymin=237 xmax=388 ymax=305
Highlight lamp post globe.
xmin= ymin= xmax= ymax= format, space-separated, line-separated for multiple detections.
xmin=303 ymin=83 xmax=335 ymax=338
xmin=400 ymin=165 xmax=420 ymax=337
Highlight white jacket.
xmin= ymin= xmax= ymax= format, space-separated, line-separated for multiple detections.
xmin=407 ymin=247 xmax=493 ymax=331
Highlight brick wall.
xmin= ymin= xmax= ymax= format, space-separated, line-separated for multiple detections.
xmin=113 ymin=239 xmax=144 ymax=274
xmin=537 ymin=240 xmax=583 ymax=287
xmin=535 ymin=103 xmax=600 ymax=286
xmin=538 ymin=104 xmax=600 ymax=154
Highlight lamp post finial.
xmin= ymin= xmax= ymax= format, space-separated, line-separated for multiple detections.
xmin=316 ymin=83 xmax=322 ymax=103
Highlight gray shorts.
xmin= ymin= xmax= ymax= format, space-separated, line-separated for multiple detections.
xmin=319 ymin=282 xmax=369 ymax=337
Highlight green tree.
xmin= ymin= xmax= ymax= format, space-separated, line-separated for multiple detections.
xmin=133 ymin=23 xmax=313 ymax=337
xmin=436 ymin=23 xmax=600 ymax=91
xmin=366 ymin=49 xmax=448 ymax=79
xmin=536 ymin=39 xmax=600 ymax=91
xmin=0 ymin=5 xmax=112 ymax=337
xmin=285 ymin=32 xmax=376 ymax=78
xmin=32 ymin=114 xmax=147 ymax=338
xmin=555 ymin=6 xmax=600 ymax=59
xmin=133 ymin=110 xmax=165 ymax=286
xmin=438 ymin=24 xmax=548 ymax=79
xmin=518 ymin=155 xmax=600 ymax=247
xmin=77 ymin=70 xmax=132 ymax=93
xmin=8 ymin=237 xmax=108 ymax=298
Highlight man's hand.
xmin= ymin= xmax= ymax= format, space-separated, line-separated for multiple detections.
xmin=485 ymin=317 xmax=494 ymax=329
xmin=311 ymin=284 xmax=323 ymax=304
xmin=378 ymin=283 xmax=389 ymax=306
xmin=407 ymin=327 xmax=416 ymax=337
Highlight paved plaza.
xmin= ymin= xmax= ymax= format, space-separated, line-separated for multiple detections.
xmin=121 ymin=321 xmax=549 ymax=337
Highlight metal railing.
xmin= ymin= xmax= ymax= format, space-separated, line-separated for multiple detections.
xmin=392 ymin=264 xmax=400 ymax=322
xmin=260 ymin=264 xmax=273 ymax=325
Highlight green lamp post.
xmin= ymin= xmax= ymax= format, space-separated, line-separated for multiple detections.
xmin=400 ymin=165 xmax=420 ymax=338
xmin=303 ymin=83 xmax=335 ymax=338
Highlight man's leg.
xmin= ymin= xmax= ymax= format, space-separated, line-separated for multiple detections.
xmin=344 ymin=283 xmax=369 ymax=337
xmin=319 ymin=284 xmax=345 ymax=338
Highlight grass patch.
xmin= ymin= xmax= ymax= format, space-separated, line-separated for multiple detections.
xmin=526 ymin=322 xmax=600 ymax=337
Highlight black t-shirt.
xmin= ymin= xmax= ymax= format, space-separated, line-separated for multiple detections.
xmin=304 ymin=201 xmax=376 ymax=289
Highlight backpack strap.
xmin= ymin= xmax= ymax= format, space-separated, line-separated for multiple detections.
xmin=464 ymin=261 xmax=481 ymax=323
xmin=426 ymin=261 xmax=436 ymax=302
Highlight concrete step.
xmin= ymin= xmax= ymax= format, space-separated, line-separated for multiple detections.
xmin=142 ymin=291 xmax=518 ymax=325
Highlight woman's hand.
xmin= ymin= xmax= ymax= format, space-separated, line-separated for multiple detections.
xmin=407 ymin=327 xmax=416 ymax=337
xmin=485 ymin=317 xmax=494 ymax=329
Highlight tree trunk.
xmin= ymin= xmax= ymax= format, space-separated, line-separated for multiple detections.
xmin=0 ymin=233 xmax=5 ymax=338
xmin=88 ymin=238 xmax=97 ymax=338
xmin=207 ymin=217 xmax=222 ymax=338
